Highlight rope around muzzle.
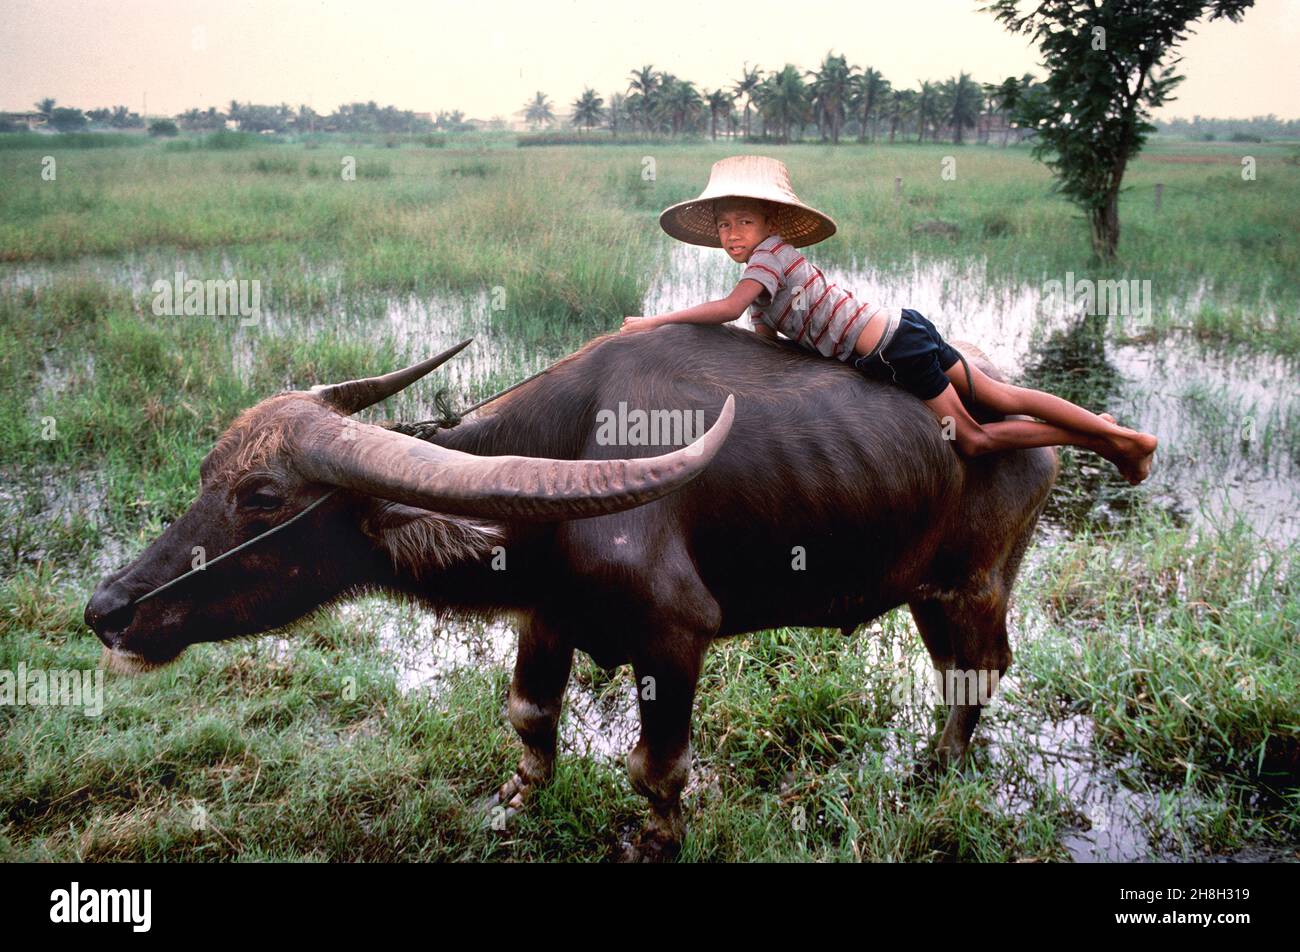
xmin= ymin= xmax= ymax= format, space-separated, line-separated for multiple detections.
xmin=130 ymin=362 xmax=554 ymax=607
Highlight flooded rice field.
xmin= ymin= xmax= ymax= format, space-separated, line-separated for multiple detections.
xmin=5 ymin=243 xmax=1296 ymax=861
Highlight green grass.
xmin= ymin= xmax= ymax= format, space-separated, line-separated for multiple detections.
xmin=2 ymin=510 xmax=1294 ymax=861
xmin=0 ymin=144 xmax=667 ymax=334
xmin=1 ymin=138 xmax=1296 ymax=350
xmin=0 ymin=135 xmax=1296 ymax=861
xmin=1018 ymin=514 xmax=1300 ymax=786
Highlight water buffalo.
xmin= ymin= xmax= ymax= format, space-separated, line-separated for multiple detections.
xmin=85 ymin=323 xmax=1057 ymax=859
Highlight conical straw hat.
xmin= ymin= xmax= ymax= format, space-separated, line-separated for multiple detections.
xmin=659 ymin=155 xmax=837 ymax=248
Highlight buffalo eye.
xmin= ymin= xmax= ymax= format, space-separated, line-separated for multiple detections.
xmin=247 ymin=489 xmax=284 ymax=511
xmin=235 ymin=479 xmax=285 ymax=512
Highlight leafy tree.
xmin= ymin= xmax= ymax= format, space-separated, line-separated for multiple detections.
xmin=663 ymin=77 xmax=703 ymax=136
xmin=705 ymin=88 xmax=733 ymax=140
xmin=725 ymin=102 xmax=741 ymax=138
xmin=757 ymin=64 xmax=811 ymax=143
xmin=809 ymin=51 xmax=855 ymax=144
xmin=111 ymin=105 xmax=139 ymax=128
xmin=296 ymin=104 xmax=318 ymax=133
xmin=627 ymin=65 xmax=659 ymax=133
xmin=986 ymin=0 xmax=1255 ymax=260
xmin=886 ymin=88 xmax=916 ymax=143
xmin=570 ymin=87 xmax=605 ymax=132
xmin=731 ymin=63 xmax=763 ymax=139
xmin=50 ymin=107 xmax=87 ymax=132
xmin=943 ymin=71 xmax=983 ymax=144
xmin=852 ymin=67 xmax=890 ymax=142
xmin=984 ymin=75 xmax=1031 ymax=145
xmin=915 ymin=80 xmax=939 ymax=142
xmin=148 ymin=118 xmax=179 ymax=137
xmin=606 ymin=92 xmax=627 ymax=136
xmin=522 ymin=91 xmax=554 ymax=130
xmin=178 ymin=108 xmax=225 ymax=131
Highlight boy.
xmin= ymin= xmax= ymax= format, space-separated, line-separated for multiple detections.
xmin=622 ymin=155 xmax=1157 ymax=484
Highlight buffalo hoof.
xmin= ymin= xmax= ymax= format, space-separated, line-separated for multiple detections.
xmin=477 ymin=772 xmax=535 ymax=827
xmin=618 ymin=809 xmax=684 ymax=863
xmin=902 ymin=740 xmax=971 ymax=791
xmin=618 ymin=831 xmax=681 ymax=863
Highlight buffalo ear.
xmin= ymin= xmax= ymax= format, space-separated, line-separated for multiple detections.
xmin=362 ymin=502 xmax=504 ymax=578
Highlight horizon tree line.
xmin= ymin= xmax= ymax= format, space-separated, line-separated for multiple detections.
xmin=519 ymin=55 xmax=1043 ymax=146
xmin=3 ymin=97 xmax=444 ymax=135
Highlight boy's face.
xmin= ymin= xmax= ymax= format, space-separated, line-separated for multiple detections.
xmin=715 ymin=202 xmax=778 ymax=263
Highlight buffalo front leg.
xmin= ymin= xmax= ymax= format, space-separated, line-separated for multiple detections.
xmin=909 ymin=587 xmax=1012 ymax=767
xmin=622 ymin=641 xmax=706 ymax=862
xmin=493 ymin=612 xmax=574 ymax=813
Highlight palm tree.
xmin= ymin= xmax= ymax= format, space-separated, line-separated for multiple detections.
xmin=227 ymin=100 xmax=243 ymax=130
xmin=943 ymin=72 xmax=982 ymax=145
xmin=522 ymin=91 xmax=554 ymax=130
xmin=851 ymin=67 xmax=889 ymax=143
xmin=627 ymin=65 xmax=659 ymax=134
xmin=985 ymin=74 xmax=1035 ymax=145
xmin=607 ymin=91 xmax=626 ymax=136
xmin=660 ymin=77 xmax=702 ymax=136
xmin=915 ymin=81 xmax=939 ymax=143
xmin=648 ymin=72 xmax=674 ymax=134
xmin=808 ymin=52 xmax=855 ymax=144
xmin=757 ymin=65 xmax=811 ymax=143
xmin=731 ymin=63 xmax=763 ymax=140
xmin=34 ymin=98 xmax=56 ymax=121
xmin=705 ymin=88 xmax=732 ymax=140
xmin=570 ymin=87 xmax=605 ymax=132
xmin=887 ymin=89 xmax=915 ymax=144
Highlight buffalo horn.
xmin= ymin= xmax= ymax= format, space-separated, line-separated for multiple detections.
xmin=310 ymin=338 xmax=474 ymax=415
xmin=296 ymin=394 xmax=736 ymax=520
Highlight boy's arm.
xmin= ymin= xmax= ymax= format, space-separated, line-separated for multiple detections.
xmin=623 ymin=279 xmax=766 ymax=331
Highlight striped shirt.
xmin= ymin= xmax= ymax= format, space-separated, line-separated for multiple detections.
xmin=741 ymin=234 xmax=886 ymax=362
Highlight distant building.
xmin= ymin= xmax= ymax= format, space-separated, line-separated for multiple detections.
xmin=0 ymin=111 xmax=48 ymax=130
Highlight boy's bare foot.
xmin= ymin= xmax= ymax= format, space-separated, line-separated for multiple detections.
xmin=1092 ymin=413 xmax=1156 ymax=484
xmin=1111 ymin=431 xmax=1158 ymax=485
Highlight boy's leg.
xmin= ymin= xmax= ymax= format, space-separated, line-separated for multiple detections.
xmin=947 ymin=355 xmax=1137 ymax=442
xmin=924 ymin=381 xmax=1154 ymax=484
xmin=940 ymin=353 xmax=1157 ymax=484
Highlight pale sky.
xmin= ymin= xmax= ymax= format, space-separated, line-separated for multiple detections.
xmin=1 ymin=0 xmax=1296 ymax=120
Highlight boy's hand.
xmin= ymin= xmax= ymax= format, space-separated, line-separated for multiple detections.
xmin=621 ymin=316 xmax=659 ymax=333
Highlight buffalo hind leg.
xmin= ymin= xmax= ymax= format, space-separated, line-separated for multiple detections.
xmin=622 ymin=639 xmax=707 ymax=862
xmin=492 ymin=611 xmax=574 ymax=815
xmin=908 ymin=586 xmax=1013 ymax=767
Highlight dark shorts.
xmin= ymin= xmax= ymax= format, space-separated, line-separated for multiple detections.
xmin=850 ymin=308 xmax=961 ymax=401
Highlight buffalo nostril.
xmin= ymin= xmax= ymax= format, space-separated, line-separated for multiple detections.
xmin=85 ymin=586 xmax=136 ymax=644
